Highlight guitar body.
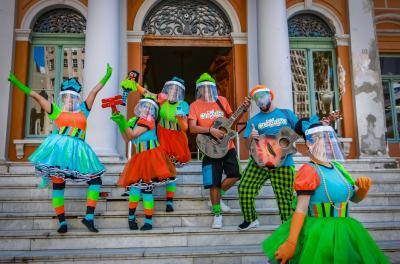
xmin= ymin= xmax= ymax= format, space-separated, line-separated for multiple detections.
xmin=196 ymin=117 xmax=237 ymax=158
xmin=250 ymin=127 xmax=299 ymax=169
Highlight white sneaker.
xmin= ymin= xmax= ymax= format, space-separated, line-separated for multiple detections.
xmin=237 ymin=219 xmax=260 ymax=231
xmin=208 ymin=199 xmax=232 ymax=212
xmin=212 ymin=215 xmax=223 ymax=229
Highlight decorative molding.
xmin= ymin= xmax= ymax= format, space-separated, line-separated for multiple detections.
xmin=13 ymin=139 xmax=43 ymax=159
xmin=335 ymin=33 xmax=350 ymax=46
xmin=287 ymin=2 xmax=345 ymax=36
xmin=133 ymin=0 xmax=242 ymax=33
xmin=305 ymin=0 xmax=313 ymax=9
xmin=288 ymin=14 xmax=334 ymax=37
xmin=142 ymin=0 xmax=232 ymax=36
xmin=20 ymin=0 xmax=87 ymax=30
xmin=230 ymin=32 xmax=247 ymax=44
xmin=33 ymin=9 xmax=86 ymax=33
xmin=15 ymin=29 xmax=32 ymax=42
xmin=374 ymin=13 xmax=400 ymax=23
xmin=127 ymin=31 xmax=145 ymax=43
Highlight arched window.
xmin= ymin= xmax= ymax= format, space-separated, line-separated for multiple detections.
xmin=26 ymin=8 xmax=86 ymax=137
xmin=142 ymin=0 xmax=232 ymax=36
xmin=288 ymin=14 xmax=339 ymax=121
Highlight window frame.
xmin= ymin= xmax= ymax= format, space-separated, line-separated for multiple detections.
xmin=381 ymin=76 xmax=400 ymax=142
xmin=289 ymin=37 xmax=340 ymax=118
xmin=25 ymin=33 xmax=84 ymax=138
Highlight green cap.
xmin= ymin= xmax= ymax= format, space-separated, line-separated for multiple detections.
xmin=196 ymin=73 xmax=216 ymax=85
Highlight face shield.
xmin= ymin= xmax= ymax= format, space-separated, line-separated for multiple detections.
xmin=252 ymin=91 xmax=272 ymax=110
xmin=58 ymin=91 xmax=81 ymax=112
xmin=161 ymin=81 xmax=185 ymax=103
xmin=196 ymin=81 xmax=218 ymax=102
xmin=134 ymin=98 xmax=159 ymax=123
xmin=305 ymin=125 xmax=345 ymax=162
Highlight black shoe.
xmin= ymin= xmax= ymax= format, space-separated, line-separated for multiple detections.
xmin=82 ymin=219 xmax=99 ymax=233
xmin=57 ymin=224 xmax=68 ymax=234
xmin=166 ymin=204 xmax=174 ymax=212
xmin=140 ymin=223 xmax=152 ymax=231
xmin=128 ymin=220 xmax=139 ymax=230
xmin=237 ymin=219 xmax=260 ymax=231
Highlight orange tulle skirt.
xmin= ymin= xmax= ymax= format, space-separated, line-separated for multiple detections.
xmin=118 ymin=146 xmax=176 ymax=188
xmin=157 ymin=125 xmax=191 ymax=164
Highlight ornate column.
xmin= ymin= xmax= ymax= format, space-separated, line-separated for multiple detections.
xmin=348 ymin=0 xmax=388 ymax=157
xmin=0 ymin=0 xmax=16 ymax=160
xmin=83 ymin=0 xmax=121 ymax=159
xmin=257 ymin=0 xmax=293 ymax=109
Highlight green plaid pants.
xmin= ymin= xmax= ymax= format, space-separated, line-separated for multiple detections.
xmin=238 ymin=159 xmax=295 ymax=223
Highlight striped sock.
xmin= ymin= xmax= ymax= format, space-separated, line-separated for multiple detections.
xmin=142 ymin=189 xmax=154 ymax=225
xmin=128 ymin=186 xmax=141 ymax=221
xmin=166 ymin=181 xmax=176 ymax=206
xmin=212 ymin=204 xmax=221 ymax=216
xmin=85 ymin=178 xmax=102 ymax=221
xmin=51 ymin=177 xmax=66 ymax=226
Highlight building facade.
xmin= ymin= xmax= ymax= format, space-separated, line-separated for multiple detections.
xmin=0 ymin=0 xmax=399 ymax=161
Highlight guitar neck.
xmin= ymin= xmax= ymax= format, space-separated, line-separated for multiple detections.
xmin=225 ymin=104 xmax=246 ymax=128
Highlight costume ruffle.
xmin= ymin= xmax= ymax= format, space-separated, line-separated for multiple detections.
xmin=157 ymin=124 xmax=191 ymax=166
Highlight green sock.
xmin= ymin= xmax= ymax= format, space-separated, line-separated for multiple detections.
xmin=212 ymin=204 xmax=221 ymax=216
xmin=220 ymin=189 xmax=225 ymax=197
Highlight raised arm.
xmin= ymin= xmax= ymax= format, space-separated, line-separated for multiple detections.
xmin=85 ymin=64 xmax=112 ymax=109
xmin=8 ymin=73 xmax=51 ymax=113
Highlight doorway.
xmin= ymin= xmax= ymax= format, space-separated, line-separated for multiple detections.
xmin=142 ymin=46 xmax=233 ymax=156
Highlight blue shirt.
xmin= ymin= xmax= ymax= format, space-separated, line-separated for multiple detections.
xmin=244 ymin=108 xmax=298 ymax=166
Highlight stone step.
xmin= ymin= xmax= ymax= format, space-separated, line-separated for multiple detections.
xmin=0 ymin=178 xmax=398 ymax=199
xmin=0 ymin=192 xmax=399 ymax=214
xmin=0 ymin=222 xmax=398 ymax=252
xmin=2 ymin=158 xmax=398 ymax=175
xmin=0 ymin=241 xmax=398 ymax=264
xmin=0 ymin=207 xmax=399 ymax=231
xmin=1 ymin=168 xmax=399 ymax=186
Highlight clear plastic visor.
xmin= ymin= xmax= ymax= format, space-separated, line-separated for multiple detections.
xmin=134 ymin=99 xmax=159 ymax=122
xmin=252 ymin=91 xmax=271 ymax=109
xmin=196 ymin=82 xmax=218 ymax=102
xmin=161 ymin=81 xmax=185 ymax=103
xmin=305 ymin=126 xmax=345 ymax=162
xmin=57 ymin=91 xmax=81 ymax=112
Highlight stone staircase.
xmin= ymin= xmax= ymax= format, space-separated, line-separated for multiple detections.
xmin=0 ymin=159 xmax=399 ymax=264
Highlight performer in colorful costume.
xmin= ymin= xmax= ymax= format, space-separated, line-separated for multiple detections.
xmin=111 ymin=98 xmax=176 ymax=230
xmin=8 ymin=64 xmax=112 ymax=233
xmin=122 ymin=76 xmax=190 ymax=212
xmin=189 ymin=73 xmax=250 ymax=229
xmin=238 ymin=85 xmax=298 ymax=230
xmin=262 ymin=116 xmax=390 ymax=264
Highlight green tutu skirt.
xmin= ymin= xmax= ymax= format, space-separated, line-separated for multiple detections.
xmin=262 ymin=216 xmax=390 ymax=264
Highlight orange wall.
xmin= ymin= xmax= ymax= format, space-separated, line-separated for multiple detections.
xmin=233 ymin=44 xmax=249 ymax=159
xmin=9 ymin=41 xmax=30 ymax=161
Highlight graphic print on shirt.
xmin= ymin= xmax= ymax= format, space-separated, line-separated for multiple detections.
xmin=199 ymin=109 xmax=225 ymax=120
xmin=257 ymin=117 xmax=288 ymax=130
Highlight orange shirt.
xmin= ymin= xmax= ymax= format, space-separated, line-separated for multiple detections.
xmin=189 ymin=96 xmax=235 ymax=150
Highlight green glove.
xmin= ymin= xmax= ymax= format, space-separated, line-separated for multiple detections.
xmin=100 ymin=63 xmax=112 ymax=86
xmin=111 ymin=112 xmax=128 ymax=133
xmin=8 ymin=73 xmax=31 ymax=95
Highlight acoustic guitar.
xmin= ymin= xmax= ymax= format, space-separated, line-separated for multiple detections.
xmin=196 ymin=102 xmax=250 ymax=159
xmin=250 ymin=111 xmax=342 ymax=169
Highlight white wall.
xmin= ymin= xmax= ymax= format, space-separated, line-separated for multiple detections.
xmin=0 ymin=0 xmax=16 ymax=160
